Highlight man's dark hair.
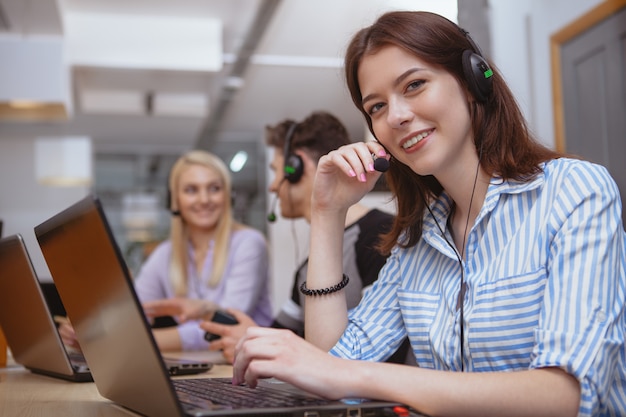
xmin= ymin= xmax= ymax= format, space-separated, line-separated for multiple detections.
xmin=265 ymin=111 xmax=352 ymax=163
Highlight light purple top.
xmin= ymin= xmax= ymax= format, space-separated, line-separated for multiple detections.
xmin=134 ymin=227 xmax=273 ymax=350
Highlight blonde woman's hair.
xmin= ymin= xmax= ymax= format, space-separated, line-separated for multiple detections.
xmin=167 ymin=150 xmax=236 ymax=295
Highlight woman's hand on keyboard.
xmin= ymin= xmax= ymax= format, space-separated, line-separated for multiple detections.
xmin=232 ymin=327 xmax=353 ymax=400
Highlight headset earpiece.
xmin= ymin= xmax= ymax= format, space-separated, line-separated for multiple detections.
xmin=284 ymin=153 xmax=303 ymax=183
xmin=165 ymin=170 xmax=181 ymax=216
xmin=165 ymin=187 xmax=181 ymax=216
xmin=459 ymin=28 xmax=493 ymax=103
xmin=165 ymin=188 xmax=170 ymax=210
xmin=283 ymin=122 xmax=303 ymax=184
xmin=462 ymin=50 xmax=493 ymax=102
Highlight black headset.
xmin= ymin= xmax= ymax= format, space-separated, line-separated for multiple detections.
xmin=460 ymin=29 xmax=493 ymax=103
xmin=283 ymin=122 xmax=304 ymax=184
xmin=165 ymin=182 xmax=180 ymax=216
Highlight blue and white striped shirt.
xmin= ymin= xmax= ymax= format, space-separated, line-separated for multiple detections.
xmin=330 ymin=158 xmax=626 ymax=416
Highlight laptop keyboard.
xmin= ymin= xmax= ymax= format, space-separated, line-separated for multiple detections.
xmin=173 ymin=378 xmax=327 ymax=408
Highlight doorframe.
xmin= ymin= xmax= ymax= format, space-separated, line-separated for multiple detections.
xmin=550 ymin=0 xmax=626 ymax=152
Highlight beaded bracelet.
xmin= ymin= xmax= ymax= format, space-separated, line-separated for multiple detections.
xmin=299 ymin=274 xmax=350 ymax=296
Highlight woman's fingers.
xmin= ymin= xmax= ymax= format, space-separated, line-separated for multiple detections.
xmin=325 ymin=142 xmax=387 ymax=182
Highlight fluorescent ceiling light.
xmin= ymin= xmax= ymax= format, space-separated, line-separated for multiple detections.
xmin=153 ymin=93 xmax=209 ymax=117
xmin=80 ymin=90 xmax=144 ymax=115
xmin=229 ymin=151 xmax=248 ymax=173
xmin=249 ymin=54 xmax=343 ymax=68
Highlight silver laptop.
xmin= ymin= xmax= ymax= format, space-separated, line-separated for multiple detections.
xmin=34 ymin=194 xmax=414 ymax=417
xmin=0 ymin=233 xmax=92 ymax=382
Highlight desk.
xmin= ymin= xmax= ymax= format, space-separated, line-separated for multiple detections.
xmin=0 ymin=351 xmax=232 ymax=416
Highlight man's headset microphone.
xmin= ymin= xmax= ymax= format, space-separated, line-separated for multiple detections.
xmin=267 ymin=122 xmax=389 ymax=223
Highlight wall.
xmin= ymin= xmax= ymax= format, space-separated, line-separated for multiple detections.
xmin=0 ymin=136 xmax=89 ymax=281
xmin=489 ymin=0 xmax=603 ymax=148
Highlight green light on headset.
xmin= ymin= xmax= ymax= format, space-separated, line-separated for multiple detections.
xmin=484 ymin=68 xmax=493 ymax=79
xmin=284 ymin=166 xmax=296 ymax=174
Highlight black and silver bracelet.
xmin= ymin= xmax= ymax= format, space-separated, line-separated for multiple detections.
xmin=299 ymin=274 xmax=350 ymax=296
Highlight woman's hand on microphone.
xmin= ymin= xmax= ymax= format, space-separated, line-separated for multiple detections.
xmin=312 ymin=142 xmax=388 ymax=212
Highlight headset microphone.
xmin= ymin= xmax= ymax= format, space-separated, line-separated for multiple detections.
xmin=267 ymin=197 xmax=278 ymax=222
xmin=267 ymin=195 xmax=279 ymax=222
xmin=171 ymin=210 xmax=181 ymax=216
xmin=267 ymin=178 xmax=287 ymax=222
xmin=373 ymin=156 xmax=389 ymax=173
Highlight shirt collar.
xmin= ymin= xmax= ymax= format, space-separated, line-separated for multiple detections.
xmin=480 ymin=168 xmax=545 ymax=216
xmin=421 ymin=167 xmax=546 ymax=254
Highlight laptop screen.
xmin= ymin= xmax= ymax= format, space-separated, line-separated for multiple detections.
xmin=0 ymin=234 xmax=81 ymax=378
xmin=35 ymin=195 xmax=185 ymax=416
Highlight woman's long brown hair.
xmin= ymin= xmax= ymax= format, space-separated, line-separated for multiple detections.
xmin=344 ymin=11 xmax=561 ymax=254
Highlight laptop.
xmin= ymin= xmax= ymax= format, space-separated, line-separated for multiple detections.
xmin=34 ymin=194 xmax=413 ymax=417
xmin=0 ymin=233 xmax=92 ymax=382
xmin=0 ymin=233 xmax=212 ymax=383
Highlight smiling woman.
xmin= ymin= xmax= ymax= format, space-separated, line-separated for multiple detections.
xmin=231 ymin=10 xmax=626 ymax=417
xmin=130 ymin=150 xmax=273 ymax=351
xmin=56 ymin=150 xmax=274 ymax=354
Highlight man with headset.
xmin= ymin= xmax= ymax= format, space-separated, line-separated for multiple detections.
xmin=200 ymin=111 xmax=410 ymax=364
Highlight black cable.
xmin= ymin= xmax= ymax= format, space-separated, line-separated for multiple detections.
xmin=267 ymin=177 xmax=301 ymax=264
xmin=420 ymin=155 xmax=480 ymax=372
xmin=459 ymin=158 xmax=481 ymax=371
xmin=267 ymin=178 xmax=287 ymax=222
xmin=286 ymin=184 xmax=301 ymax=264
xmin=422 ymin=202 xmax=466 ymax=370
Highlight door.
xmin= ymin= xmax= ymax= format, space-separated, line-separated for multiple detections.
xmin=552 ymin=1 xmax=626 ymax=222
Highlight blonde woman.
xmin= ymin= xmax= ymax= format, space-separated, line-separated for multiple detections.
xmin=136 ymin=150 xmax=272 ymax=351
